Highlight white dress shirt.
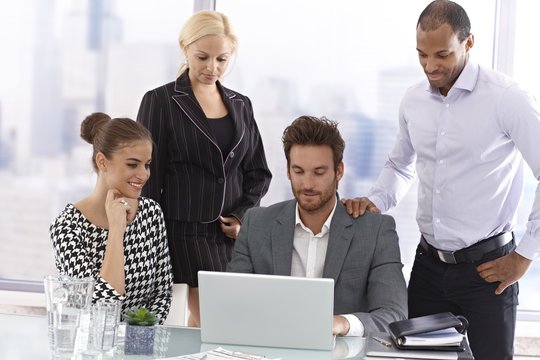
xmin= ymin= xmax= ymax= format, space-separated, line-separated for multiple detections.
xmin=292 ymin=199 xmax=364 ymax=337
xmin=368 ymin=59 xmax=540 ymax=259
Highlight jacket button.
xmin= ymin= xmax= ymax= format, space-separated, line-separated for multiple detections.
xmin=217 ymin=178 xmax=224 ymax=184
xmin=229 ymin=151 xmax=235 ymax=158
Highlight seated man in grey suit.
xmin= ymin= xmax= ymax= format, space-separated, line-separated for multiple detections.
xmin=227 ymin=115 xmax=407 ymax=336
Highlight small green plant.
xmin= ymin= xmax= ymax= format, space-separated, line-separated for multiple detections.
xmin=123 ymin=307 xmax=159 ymax=326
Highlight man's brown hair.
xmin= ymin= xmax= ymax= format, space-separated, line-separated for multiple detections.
xmin=282 ymin=115 xmax=345 ymax=170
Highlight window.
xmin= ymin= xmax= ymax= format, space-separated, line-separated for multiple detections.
xmin=1 ymin=0 xmax=538 ymax=314
xmin=215 ymin=0 xmax=539 ymax=311
xmin=0 ymin=0 xmax=192 ymax=281
xmin=511 ymin=0 xmax=540 ymax=312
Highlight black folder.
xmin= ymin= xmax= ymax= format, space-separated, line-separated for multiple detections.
xmin=388 ymin=312 xmax=469 ymax=351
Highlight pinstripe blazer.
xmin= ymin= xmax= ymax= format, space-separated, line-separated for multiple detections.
xmin=137 ymin=71 xmax=272 ymax=222
xmin=227 ymin=199 xmax=408 ymax=333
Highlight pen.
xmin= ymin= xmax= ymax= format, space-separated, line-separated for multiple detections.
xmin=373 ymin=336 xmax=392 ymax=347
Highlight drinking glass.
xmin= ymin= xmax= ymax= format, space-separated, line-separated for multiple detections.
xmin=95 ymin=298 xmax=121 ymax=352
xmin=43 ymin=275 xmax=94 ymax=357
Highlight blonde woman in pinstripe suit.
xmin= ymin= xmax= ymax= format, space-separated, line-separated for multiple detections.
xmin=137 ymin=11 xmax=272 ymax=327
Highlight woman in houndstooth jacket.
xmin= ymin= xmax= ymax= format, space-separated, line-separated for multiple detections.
xmin=50 ymin=112 xmax=173 ymax=323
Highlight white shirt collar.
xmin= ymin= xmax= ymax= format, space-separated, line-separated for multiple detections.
xmin=426 ymin=59 xmax=479 ymax=95
xmin=294 ymin=197 xmax=338 ymax=236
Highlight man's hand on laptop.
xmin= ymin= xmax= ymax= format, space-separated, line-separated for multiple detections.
xmin=332 ymin=315 xmax=350 ymax=336
xmin=341 ymin=197 xmax=380 ymax=218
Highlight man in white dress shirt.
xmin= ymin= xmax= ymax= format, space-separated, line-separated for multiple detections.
xmin=343 ymin=1 xmax=540 ymax=359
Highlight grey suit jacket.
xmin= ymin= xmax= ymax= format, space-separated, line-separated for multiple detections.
xmin=227 ymin=199 xmax=407 ymax=333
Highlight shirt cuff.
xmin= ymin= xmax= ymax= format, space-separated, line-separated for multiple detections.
xmin=516 ymin=232 xmax=540 ymax=260
xmin=98 ymin=276 xmax=126 ymax=301
xmin=341 ymin=314 xmax=364 ymax=337
xmin=367 ymin=194 xmax=386 ymax=214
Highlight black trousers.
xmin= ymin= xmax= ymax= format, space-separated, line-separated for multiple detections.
xmin=408 ymin=240 xmax=518 ymax=360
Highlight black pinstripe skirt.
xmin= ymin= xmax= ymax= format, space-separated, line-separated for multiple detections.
xmin=165 ymin=220 xmax=235 ymax=287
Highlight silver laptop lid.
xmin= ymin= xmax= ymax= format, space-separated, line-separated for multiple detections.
xmin=199 ymin=271 xmax=335 ymax=351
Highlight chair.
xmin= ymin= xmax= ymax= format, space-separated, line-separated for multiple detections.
xmin=163 ymin=283 xmax=188 ymax=326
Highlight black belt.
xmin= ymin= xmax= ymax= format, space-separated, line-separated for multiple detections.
xmin=420 ymin=232 xmax=514 ymax=264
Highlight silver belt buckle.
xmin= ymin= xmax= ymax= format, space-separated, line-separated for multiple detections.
xmin=436 ymin=249 xmax=457 ymax=264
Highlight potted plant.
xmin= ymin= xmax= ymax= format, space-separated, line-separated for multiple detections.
xmin=123 ymin=307 xmax=159 ymax=355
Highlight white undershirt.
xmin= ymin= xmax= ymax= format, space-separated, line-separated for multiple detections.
xmin=291 ymin=199 xmax=364 ymax=337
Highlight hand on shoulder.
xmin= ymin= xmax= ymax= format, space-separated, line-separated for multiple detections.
xmin=340 ymin=197 xmax=380 ymax=218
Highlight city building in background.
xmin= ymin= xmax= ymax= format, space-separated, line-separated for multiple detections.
xmin=0 ymin=0 xmax=538 ymax=311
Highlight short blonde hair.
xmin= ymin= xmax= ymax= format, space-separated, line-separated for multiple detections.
xmin=178 ymin=11 xmax=238 ymax=75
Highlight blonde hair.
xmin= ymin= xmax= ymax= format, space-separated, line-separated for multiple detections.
xmin=177 ymin=11 xmax=238 ymax=76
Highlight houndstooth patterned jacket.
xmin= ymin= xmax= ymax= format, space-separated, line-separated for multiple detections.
xmin=49 ymin=197 xmax=173 ymax=323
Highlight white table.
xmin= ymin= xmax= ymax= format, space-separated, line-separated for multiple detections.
xmin=0 ymin=313 xmax=368 ymax=359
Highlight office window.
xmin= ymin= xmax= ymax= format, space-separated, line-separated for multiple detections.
xmin=216 ymin=0 xmax=539 ymax=312
xmin=0 ymin=0 xmax=538 ymax=314
xmin=0 ymin=0 xmax=192 ymax=281
xmin=511 ymin=0 xmax=540 ymax=311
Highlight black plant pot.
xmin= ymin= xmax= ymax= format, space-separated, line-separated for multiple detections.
xmin=125 ymin=324 xmax=155 ymax=355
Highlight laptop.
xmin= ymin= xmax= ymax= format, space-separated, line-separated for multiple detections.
xmin=198 ymin=271 xmax=335 ymax=350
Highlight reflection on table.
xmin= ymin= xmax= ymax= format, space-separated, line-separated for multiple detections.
xmin=0 ymin=313 xmax=368 ymax=359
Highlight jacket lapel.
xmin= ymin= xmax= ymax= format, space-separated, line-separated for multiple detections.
xmin=322 ymin=203 xmax=354 ymax=283
xmin=218 ymin=83 xmax=245 ymax=160
xmin=171 ymin=71 xmax=217 ymax=144
xmin=271 ymin=201 xmax=296 ymax=276
xmin=171 ymin=72 xmax=247 ymax=160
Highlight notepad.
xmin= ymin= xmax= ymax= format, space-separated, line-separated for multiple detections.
xmin=365 ymin=334 xmax=464 ymax=360
xmin=161 ymin=346 xmax=280 ymax=360
xmin=398 ymin=327 xmax=464 ymax=347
